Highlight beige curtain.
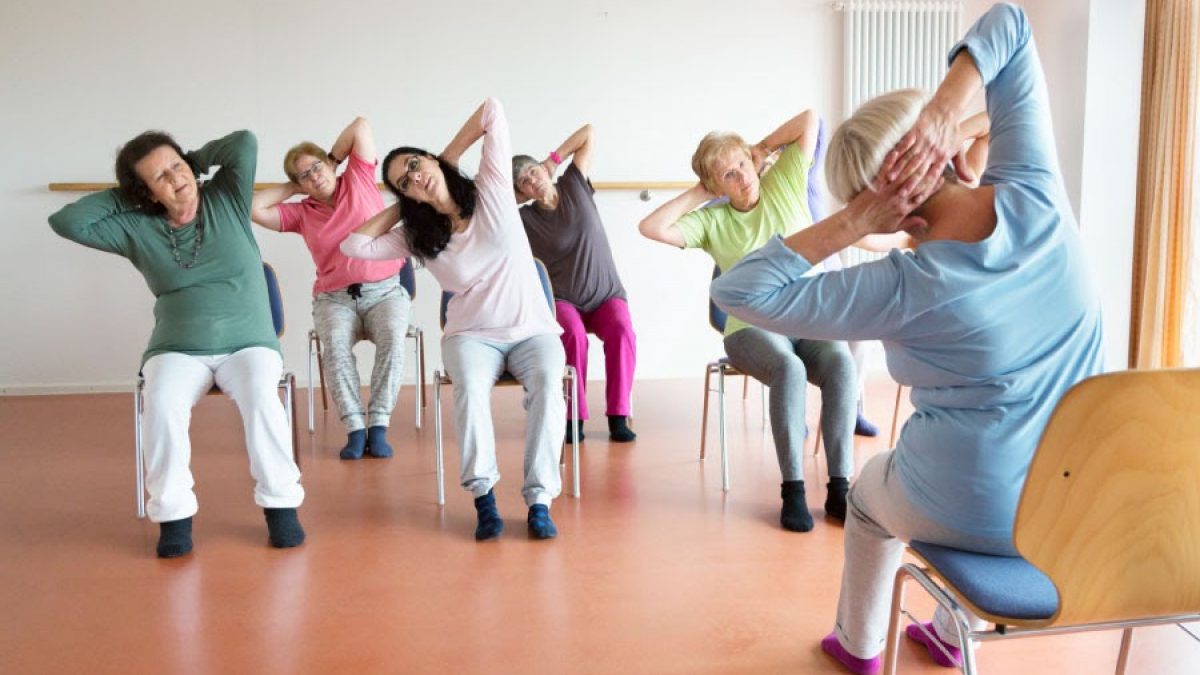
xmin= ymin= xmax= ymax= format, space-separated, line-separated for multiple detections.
xmin=1130 ymin=0 xmax=1199 ymax=369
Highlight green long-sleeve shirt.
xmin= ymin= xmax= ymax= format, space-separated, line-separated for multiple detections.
xmin=49 ymin=130 xmax=279 ymax=365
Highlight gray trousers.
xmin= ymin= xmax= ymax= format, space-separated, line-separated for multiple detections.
xmin=833 ymin=451 xmax=1018 ymax=658
xmin=441 ymin=333 xmax=566 ymax=507
xmin=723 ymin=327 xmax=857 ymax=481
xmin=313 ymin=276 xmax=411 ymax=432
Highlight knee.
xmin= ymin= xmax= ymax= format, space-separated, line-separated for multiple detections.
xmin=774 ymin=356 xmax=808 ymax=384
xmin=560 ymin=322 xmax=588 ymax=349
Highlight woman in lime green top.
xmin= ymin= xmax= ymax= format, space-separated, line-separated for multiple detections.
xmin=639 ymin=110 xmax=858 ymax=533
xmin=49 ymin=130 xmax=305 ymax=558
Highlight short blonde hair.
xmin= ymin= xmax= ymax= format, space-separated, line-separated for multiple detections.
xmin=691 ymin=132 xmax=751 ymax=194
xmin=826 ymin=89 xmax=926 ymax=204
xmin=283 ymin=141 xmax=331 ymax=183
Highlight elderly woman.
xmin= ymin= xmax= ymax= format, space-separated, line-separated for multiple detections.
xmin=512 ymin=124 xmax=637 ymax=443
xmin=710 ymin=4 xmax=1105 ymax=672
xmin=341 ymin=98 xmax=566 ymax=541
xmin=639 ymin=110 xmax=858 ymax=533
xmin=49 ymin=130 xmax=306 ymax=558
xmin=251 ymin=118 xmax=411 ymax=461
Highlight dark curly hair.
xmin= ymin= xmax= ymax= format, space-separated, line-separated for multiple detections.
xmin=381 ymin=146 xmax=477 ymax=262
xmin=114 ymin=131 xmax=193 ymax=215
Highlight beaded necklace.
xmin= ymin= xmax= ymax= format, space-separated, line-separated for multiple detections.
xmin=165 ymin=208 xmax=205 ymax=269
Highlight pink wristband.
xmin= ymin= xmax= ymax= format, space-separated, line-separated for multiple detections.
xmin=549 ymin=150 xmax=563 ymax=164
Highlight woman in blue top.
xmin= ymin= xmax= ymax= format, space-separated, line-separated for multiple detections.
xmin=710 ymin=4 xmax=1105 ymax=672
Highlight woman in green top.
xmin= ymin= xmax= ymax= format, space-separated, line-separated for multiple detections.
xmin=49 ymin=129 xmax=306 ymax=558
xmin=639 ymin=110 xmax=858 ymax=533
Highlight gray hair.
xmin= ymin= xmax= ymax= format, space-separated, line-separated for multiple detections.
xmin=826 ymin=89 xmax=927 ymax=203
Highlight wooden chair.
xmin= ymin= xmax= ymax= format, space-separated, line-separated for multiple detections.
xmin=307 ymin=259 xmax=426 ymax=432
xmin=133 ymin=263 xmax=299 ymax=519
xmin=883 ymin=368 xmax=1200 ymax=674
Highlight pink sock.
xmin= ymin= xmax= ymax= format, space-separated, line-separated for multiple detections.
xmin=905 ymin=622 xmax=962 ymax=668
xmin=821 ymin=633 xmax=881 ymax=675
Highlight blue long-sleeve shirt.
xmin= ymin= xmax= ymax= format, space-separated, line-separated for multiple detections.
xmin=710 ymin=3 xmax=1105 ymax=540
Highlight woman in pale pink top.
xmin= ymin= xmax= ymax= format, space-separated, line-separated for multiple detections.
xmin=251 ymin=117 xmax=411 ymax=462
xmin=341 ymin=98 xmax=566 ymax=542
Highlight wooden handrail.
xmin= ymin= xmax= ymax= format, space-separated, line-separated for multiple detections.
xmin=48 ymin=181 xmax=693 ymax=193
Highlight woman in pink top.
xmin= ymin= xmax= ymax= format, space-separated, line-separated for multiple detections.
xmin=251 ymin=117 xmax=411 ymax=461
xmin=341 ymin=98 xmax=567 ymax=542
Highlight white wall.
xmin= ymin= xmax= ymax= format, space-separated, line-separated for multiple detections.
xmin=0 ymin=0 xmax=1141 ymax=392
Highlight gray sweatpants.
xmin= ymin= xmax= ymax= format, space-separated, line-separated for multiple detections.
xmin=441 ymin=333 xmax=566 ymax=507
xmin=313 ymin=276 xmax=411 ymax=432
xmin=832 ymin=451 xmax=1018 ymax=658
xmin=723 ymin=327 xmax=857 ymax=481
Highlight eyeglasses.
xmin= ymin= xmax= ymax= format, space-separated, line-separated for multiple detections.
xmin=296 ymin=160 xmax=326 ymax=183
xmin=396 ymin=155 xmax=423 ymax=193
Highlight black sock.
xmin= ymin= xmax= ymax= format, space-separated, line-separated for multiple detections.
xmin=156 ymin=517 xmax=193 ymax=558
xmin=474 ymin=489 xmax=504 ymax=541
xmin=607 ymin=415 xmax=637 ymax=442
xmin=366 ymin=425 xmax=393 ymax=458
xmin=264 ymin=508 xmax=305 ymax=548
xmin=564 ymin=419 xmax=585 ymax=444
xmin=527 ymin=504 xmax=558 ymax=540
xmin=825 ymin=477 xmax=850 ymax=521
xmin=780 ymin=480 xmax=814 ymax=532
xmin=339 ymin=429 xmax=367 ymax=460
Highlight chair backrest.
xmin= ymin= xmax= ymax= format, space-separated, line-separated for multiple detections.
xmin=705 ymin=117 xmax=828 ymax=335
xmin=1013 ymin=368 xmax=1200 ymax=627
xmin=262 ymin=262 xmax=285 ymax=337
xmin=398 ymin=257 xmax=416 ymax=300
xmin=439 ymin=258 xmax=555 ymax=330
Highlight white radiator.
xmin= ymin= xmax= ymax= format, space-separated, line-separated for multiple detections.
xmin=837 ymin=0 xmax=962 ymax=267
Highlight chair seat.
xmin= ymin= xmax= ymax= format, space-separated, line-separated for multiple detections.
xmin=910 ymin=541 xmax=1058 ymax=621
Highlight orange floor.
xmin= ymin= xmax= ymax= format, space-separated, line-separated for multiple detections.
xmin=1 ymin=377 xmax=1196 ymax=674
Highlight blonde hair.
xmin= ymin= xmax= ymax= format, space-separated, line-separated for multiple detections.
xmin=283 ymin=142 xmax=331 ymax=183
xmin=825 ymin=89 xmax=926 ymax=203
xmin=691 ymin=132 xmax=751 ymax=194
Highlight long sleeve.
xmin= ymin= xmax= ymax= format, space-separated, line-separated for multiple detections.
xmin=711 ymin=236 xmax=912 ymax=342
xmin=340 ymin=230 xmax=412 ymax=261
xmin=475 ymin=97 xmax=512 ymax=191
xmin=48 ymin=188 xmax=141 ymax=256
xmin=188 ymin=130 xmax=258 ymax=217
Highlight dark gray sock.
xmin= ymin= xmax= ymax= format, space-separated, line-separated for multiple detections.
xmin=780 ymin=480 xmax=814 ymax=532
xmin=156 ymin=517 xmax=193 ymax=558
xmin=474 ymin=489 xmax=504 ymax=541
xmin=264 ymin=508 xmax=305 ymax=548
xmin=825 ymin=477 xmax=850 ymax=521
xmin=607 ymin=415 xmax=637 ymax=442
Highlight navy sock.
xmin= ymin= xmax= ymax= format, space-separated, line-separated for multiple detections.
xmin=854 ymin=401 xmax=879 ymax=437
xmin=339 ymin=429 xmax=367 ymax=460
xmin=474 ymin=489 xmax=504 ymax=541
xmin=264 ymin=508 xmax=305 ymax=548
xmin=366 ymin=425 xmax=393 ymax=458
xmin=607 ymin=415 xmax=637 ymax=442
xmin=527 ymin=504 xmax=558 ymax=540
xmin=780 ymin=480 xmax=814 ymax=532
xmin=825 ymin=477 xmax=850 ymax=521
xmin=156 ymin=517 xmax=193 ymax=558
xmin=564 ymin=419 xmax=585 ymax=444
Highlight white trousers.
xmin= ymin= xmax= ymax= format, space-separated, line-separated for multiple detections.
xmin=141 ymin=347 xmax=305 ymax=522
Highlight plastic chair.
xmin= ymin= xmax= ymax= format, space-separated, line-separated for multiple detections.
xmin=133 ymin=262 xmax=299 ymax=519
xmin=306 ymin=260 xmax=426 ymax=432
xmin=883 ymin=368 xmax=1200 ymax=674
xmin=432 ymin=258 xmax=581 ymax=504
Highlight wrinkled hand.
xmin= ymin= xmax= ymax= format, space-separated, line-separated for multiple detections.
xmin=889 ymin=103 xmax=957 ymax=187
xmin=751 ymin=143 xmax=770 ymax=174
xmin=849 ymin=150 xmax=944 ymax=236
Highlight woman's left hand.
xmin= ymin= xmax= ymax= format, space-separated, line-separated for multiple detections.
xmin=848 ymin=150 xmax=944 ymax=236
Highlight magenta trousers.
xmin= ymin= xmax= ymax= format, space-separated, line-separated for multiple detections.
xmin=555 ymin=297 xmax=636 ymax=420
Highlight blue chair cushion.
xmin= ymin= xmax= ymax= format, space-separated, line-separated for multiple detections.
xmin=909 ymin=541 xmax=1059 ymax=621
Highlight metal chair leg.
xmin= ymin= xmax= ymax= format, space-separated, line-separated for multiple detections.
xmin=883 ymin=566 xmax=909 ymax=675
xmin=306 ymin=330 xmax=316 ymax=433
xmin=411 ymin=327 xmax=423 ymax=430
xmin=890 ymin=383 xmax=904 ymax=447
xmin=568 ymin=366 xmax=580 ymax=498
xmin=1114 ymin=628 xmax=1134 ymax=675
xmin=134 ymin=377 xmax=146 ymax=519
xmin=434 ymin=371 xmax=445 ymax=506
xmin=701 ymin=364 xmax=713 ymax=460
xmin=285 ymin=373 xmax=299 ymax=468
xmin=719 ymin=365 xmax=730 ymax=492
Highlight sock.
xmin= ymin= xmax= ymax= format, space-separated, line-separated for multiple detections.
xmin=156 ymin=517 xmax=193 ymax=559
xmin=821 ymin=633 xmax=881 ymax=675
xmin=564 ymin=419 xmax=585 ymax=444
xmin=366 ymin=425 xmax=393 ymax=458
xmin=527 ymin=504 xmax=558 ymax=540
xmin=607 ymin=415 xmax=637 ymax=442
xmin=854 ymin=401 xmax=879 ymax=437
xmin=264 ymin=508 xmax=305 ymax=548
xmin=339 ymin=429 xmax=367 ymax=460
xmin=826 ymin=477 xmax=850 ymax=521
xmin=780 ymin=480 xmax=814 ymax=532
xmin=906 ymin=622 xmax=962 ymax=668
xmin=474 ymin=489 xmax=504 ymax=541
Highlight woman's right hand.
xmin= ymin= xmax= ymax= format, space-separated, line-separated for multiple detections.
xmin=849 ymin=151 xmax=944 ymax=236
xmin=888 ymin=102 xmax=958 ymax=188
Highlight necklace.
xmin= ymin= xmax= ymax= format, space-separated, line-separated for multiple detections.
xmin=166 ymin=209 xmax=205 ymax=269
